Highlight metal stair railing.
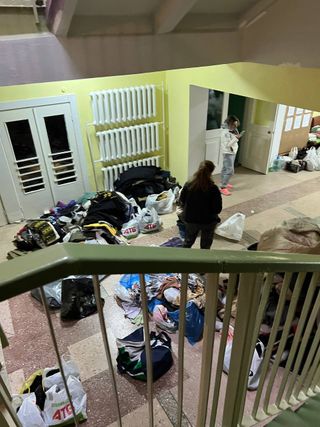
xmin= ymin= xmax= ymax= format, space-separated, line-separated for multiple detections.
xmin=1 ymin=244 xmax=320 ymax=427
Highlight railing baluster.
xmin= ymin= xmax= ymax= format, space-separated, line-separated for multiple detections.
xmin=263 ymin=272 xmax=306 ymax=411
xmin=275 ymin=272 xmax=319 ymax=406
xmin=302 ymin=342 xmax=320 ymax=395
xmin=92 ymin=275 xmax=122 ymax=427
xmin=177 ymin=273 xmax=188 ymax=427
xmin=0 ymin=368 xmax=22 ymax=426
xmin=292 ymin=321 xmax=320 ymax=400
xmin=39 ymin=286 xmax=80 ymax=427
xmin=139 ymin=273 xmax=154 ymax=427
xmin=196 ymin=273 xmax=219 ymax=427
xmin=252 ymin=273 xmax=292 ymax=419
xmin=311 ymin=361 xmax=320 ymax=391
xmin=239 ymin=272 xmax=273 ymax=426
xmin=222 ymin=273 xmax=262 ymax=426
xmin=285 ymin=288 xmax=320 ymax=402
xmin=209 ymin=273 xmax=237 ymax=426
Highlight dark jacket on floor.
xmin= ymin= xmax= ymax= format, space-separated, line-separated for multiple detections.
xmin=180 ymin=182 xmax=222 ymax=224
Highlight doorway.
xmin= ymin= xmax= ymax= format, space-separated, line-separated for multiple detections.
xmin=189 ymin=86 xmax=313 ymax=178
xmin=0 ymin=96 xmax=89 ymax=223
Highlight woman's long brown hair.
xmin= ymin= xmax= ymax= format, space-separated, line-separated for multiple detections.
xmin=188 ymin=160 xmax=215 ymax=191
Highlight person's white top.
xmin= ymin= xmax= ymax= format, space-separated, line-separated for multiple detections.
xmin=221 ymin=125 xmax=239 ymax=155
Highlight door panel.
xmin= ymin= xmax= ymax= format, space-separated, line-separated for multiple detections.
xmin=205 ymin=129 xmax=223 ymax=174
xmin=0 ymin=109 xmax=54 ymax=219
xmin=240 ymin=124 xmax=273 ymax=174
xmin=240 ymin=100 xmax=275 ymax=174
xmin=33 ymin=104 xmax=85 ymax=203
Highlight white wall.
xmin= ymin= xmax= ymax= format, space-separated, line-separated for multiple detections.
xmin=0 ymin=32 xmax=240 ymax=86
xmin=188 ymin=85 xmax=209 ymax=178
xmin=0 ymin=197 xmax=8 ymax=226
xmin=240 ymin=0 xmax=320 ymax=68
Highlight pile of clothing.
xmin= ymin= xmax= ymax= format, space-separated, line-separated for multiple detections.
xmin=11 ymin=191 xmax=132 ymax=255
xmin=14 ymin=357 xmax=87 ymax=427
xmin=114 ymin=165 xmax=179 ymax=207
xmin=114 ymin=273 xmax=206 ymax=345
xmin=10 ymin=165 xmax=180 ymax=257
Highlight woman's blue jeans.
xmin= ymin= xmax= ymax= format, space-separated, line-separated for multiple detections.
xmin=221 ymin=153 xmax=236 ymax=187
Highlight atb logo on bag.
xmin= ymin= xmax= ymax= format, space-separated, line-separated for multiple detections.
xmin=144 ymin=223 xmax=157 ymax=230
xmin=123 ymin=227 xmax=137 ymax=235
xmin=52 ymin=403 xmax=72 ymax=421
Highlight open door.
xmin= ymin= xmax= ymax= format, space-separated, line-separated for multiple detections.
xmin=205 ymin=92 xmax=229 ymax=174
xmin=240 ymin=99 xmax=277 ymax=174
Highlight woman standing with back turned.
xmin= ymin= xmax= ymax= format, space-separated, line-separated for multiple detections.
xmin=179 ymin=160 xmax=222 ymax=249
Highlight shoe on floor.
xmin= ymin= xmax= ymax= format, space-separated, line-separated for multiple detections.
xmin=220 ymin=188 xmax=231 ymax=196
xmin=226 ymin=184 xmax=233 ymax=189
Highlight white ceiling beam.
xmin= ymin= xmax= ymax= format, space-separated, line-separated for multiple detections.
xmin=154 ymin=0 xmax=199 ymax=34
xmin=51 ymin=0 xmax=78 ymax=36
xmin=238 ymin=0 xmax=280 ymax=29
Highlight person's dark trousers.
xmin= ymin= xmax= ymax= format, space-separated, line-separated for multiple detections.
xmin=183 ymin=222 xmax=217 ymax=249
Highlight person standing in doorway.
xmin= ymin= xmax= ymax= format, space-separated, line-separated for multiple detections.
xmin=220 ymin=115 xmax=244 ymax=196
xmin=180 ymin=160 xmax=222 ymax=249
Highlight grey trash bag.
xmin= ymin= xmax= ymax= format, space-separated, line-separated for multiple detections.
xmin=31 ymin=281 xmax=62 ymax=309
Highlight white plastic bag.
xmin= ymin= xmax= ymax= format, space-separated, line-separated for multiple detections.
xmin=215 ymin=213 xmax=245 ymax=241
xmin=43 ymin=356 xmax=80 ymax=391
xmin=121 ymin=217 xmax=139 ymax=239
xmin=17 ymin=393 xmax=46 ymax=427
xmin=43 ymin=376 xmax=87 ymax=426
xmin=139 ymin=207 xmax=161 ymax=233
xmin=288 ymin=146 xmax=298 ymax=160
xmin=223 ymin=336 xmax=265 ymax=390
xmin=145 ymin=189 xmax=175 ymax=214
xmin=114 ymin=284 xmax=134 ymax=303
xmin=304 ymin=147 xmax=320 ymax=170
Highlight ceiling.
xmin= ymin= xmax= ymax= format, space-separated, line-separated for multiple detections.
xmin=68 ymin=0 xmax=278 ymax=36
xmin=0 ymin=0 xmax=279 ymax=37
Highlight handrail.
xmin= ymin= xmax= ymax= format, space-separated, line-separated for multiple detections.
xmin=1 ymin=243 xmax=320 ymax=302
xmin=2 ymin=244 xmax=320 ymax=427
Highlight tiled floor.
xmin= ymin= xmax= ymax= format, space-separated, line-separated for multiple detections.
xmin=1 ymin=167 xmax=320 ymax=426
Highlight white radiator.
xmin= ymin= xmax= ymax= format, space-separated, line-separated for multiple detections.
xmin=102 ymin=155 xmax=160 ymax=190
xmin=90 ymin=84 xmax=157 ymax=125
xmin=96 ymin=122 xmax=160 ymax=162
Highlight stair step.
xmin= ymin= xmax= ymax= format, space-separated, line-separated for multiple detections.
xmin=267 ymin=394 xmax=320 ymax=426
xmin=267 ymin=409 xmax=301 ymax=426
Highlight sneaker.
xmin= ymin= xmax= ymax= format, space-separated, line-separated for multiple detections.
xmin=226 ymin=184 xmax=233 ymax=189
xmin=220 ymin=188 xmax=231 ymax=196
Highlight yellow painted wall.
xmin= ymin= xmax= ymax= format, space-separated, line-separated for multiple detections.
xmin=2 ymin=62 xmax=320 ymax=190
xmin=0 ymin=71 xmax=165 ymax=190
xmin=166 ymin=62 xmax=320 ymax=183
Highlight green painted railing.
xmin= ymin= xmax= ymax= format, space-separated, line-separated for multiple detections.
xmin=1 ymin=244 xmax=320 ymax=427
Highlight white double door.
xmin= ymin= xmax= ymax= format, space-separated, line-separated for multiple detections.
xmin=0 ymin=103 xmax=86 ymax=222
